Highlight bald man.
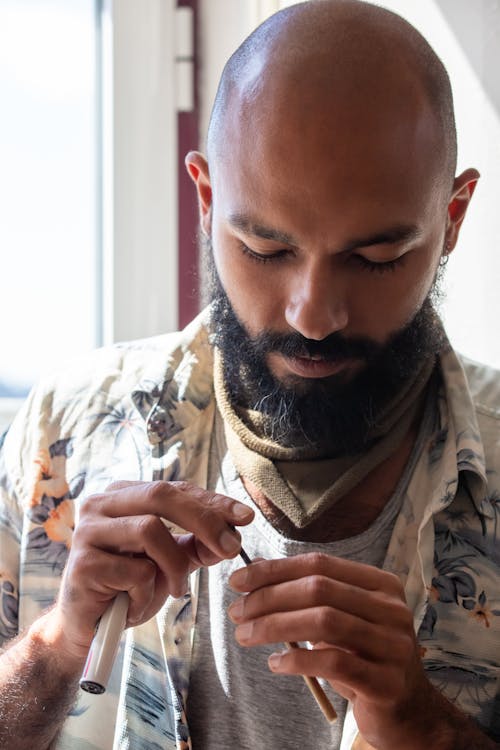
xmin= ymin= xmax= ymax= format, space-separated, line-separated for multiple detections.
xmin=0 ymin=2 xmax=498 ymax=749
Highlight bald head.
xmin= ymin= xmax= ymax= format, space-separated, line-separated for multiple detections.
xmin=207 ymin=0 xmax=457 ymax=187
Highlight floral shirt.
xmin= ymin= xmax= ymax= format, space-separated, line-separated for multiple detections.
xmin=0 ymin=308 xmax=499 ymax=749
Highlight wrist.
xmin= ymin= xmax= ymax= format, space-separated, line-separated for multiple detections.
xmin=28 ymin=608 xmax=88 ymax=675
xmin=384 ymin=684 xmax=487 ymax=750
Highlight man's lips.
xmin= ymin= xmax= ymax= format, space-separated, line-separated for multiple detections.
xmin=279 ymin=354 xmax=359 ymax=379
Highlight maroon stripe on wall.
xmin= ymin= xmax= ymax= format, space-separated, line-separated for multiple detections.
xmin=178 ymin=0 xmax=200 ymax=329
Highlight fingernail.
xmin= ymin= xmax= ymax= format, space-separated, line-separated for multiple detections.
xmin=268 ymin=653 xmax=282 ymax=670
xmin=228 ymin=597 xmax=244 ymax=621
xmin=219 ymin=528 xmax=240 ymax=554
xmin=231 ymin=503 xmax=253 ymax=520
xmin=235 ymin=621 xmax=253 ymax=643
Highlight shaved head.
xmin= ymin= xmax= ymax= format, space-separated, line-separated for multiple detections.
xmin=187 ymin=0 xmax=478 ymax=454
xmin=207 ymin=0 xmax=457 ymax=186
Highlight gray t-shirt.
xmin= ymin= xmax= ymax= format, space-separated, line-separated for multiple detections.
xmin=187 ymin=407 xmax=427 ymax=749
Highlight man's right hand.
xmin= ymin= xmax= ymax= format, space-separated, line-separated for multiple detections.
xmin=42 ymin=480 xmax=254 ymax=664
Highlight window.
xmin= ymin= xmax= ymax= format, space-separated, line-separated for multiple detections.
xmin=0 ymin=0 xmax=184 ymax=433
xmin=0 ymin=0 xmax=98 ymax=419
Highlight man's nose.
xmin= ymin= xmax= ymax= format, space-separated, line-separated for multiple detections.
xmin=284 ymin=264 xmax=349 ymax=341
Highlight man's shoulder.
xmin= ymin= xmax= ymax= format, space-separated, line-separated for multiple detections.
xmin=458 ymin=354 xmax=500 ymax=421
xmin=6 ymin=308 xmax=214 ymax=457
xmin=453 ymin=353 xmax=500 ymax=470
xmin=1 ymin=309 xmax=214 ymax=495
xmin=38 ymin=308 xmax=212 ymax=405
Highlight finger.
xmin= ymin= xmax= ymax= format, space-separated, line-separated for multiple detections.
xmin=105 ymin=480 xmax=145 ymax=492
xmin=177 ymin=534 xmax=226 ymax=567
xmin=234 ymin=607 xmax=413 ymax=663
xmin=75 ymin=515 xmax=203 ymax=597
xmin=267 ymin=646 xmax=410 ymax=706
xmin=61 ymin=549 xmax=160 ymax=630
xmin=228 ymin=575 xmax=412 ymax=628
xmin=229 ymin=553 xmax=404 ymax=599
xmin=83 ymin=481 xmax=254 ymax=560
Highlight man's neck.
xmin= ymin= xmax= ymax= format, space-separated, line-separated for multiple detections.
xmin=242 ymin=416 xmax=419 ymax=542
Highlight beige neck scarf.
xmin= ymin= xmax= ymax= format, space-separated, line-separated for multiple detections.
xmin=213 ymin=347 xmax=437 ymax=528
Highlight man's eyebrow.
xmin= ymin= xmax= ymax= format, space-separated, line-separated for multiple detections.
xmin=228 ymin=213 xmax=421 ymax=251
xmin=228 ymin=213 xmax=297 ymax=246
xmin=344 ymin=224 xmax=422 ymax=252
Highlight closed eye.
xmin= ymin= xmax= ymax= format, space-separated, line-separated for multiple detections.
xmin=240 ymin=243 xmax=290 ymax=264
xmin=241 ymin=241 xmax=408 ymax=272
xmin=352 ymin=254 xmax=407 ymax=274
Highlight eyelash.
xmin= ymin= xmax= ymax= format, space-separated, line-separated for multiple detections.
xmin=240 ymin=244 xmax=288 ymax=264
xmin=240 ymin=243 xmax=406 ymax=274
xmin=352 ymin=254 xmax=406 ymax=274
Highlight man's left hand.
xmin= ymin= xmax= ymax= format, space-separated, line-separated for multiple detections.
xmin=228 ymin=553 xmax=448 ymax=749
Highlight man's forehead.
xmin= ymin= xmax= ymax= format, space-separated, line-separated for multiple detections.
xmin=213 ymin=109 xmax=439 ymax=222
xmin=214 ymin=58 xmax=438 ymax=201
xmin=208 ymin=0 xmax=455 ymax=187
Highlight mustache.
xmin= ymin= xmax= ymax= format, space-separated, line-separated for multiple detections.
xmin=249 ymin=329 xmax=382 ymax=362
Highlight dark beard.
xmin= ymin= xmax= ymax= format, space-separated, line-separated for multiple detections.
xmin=205 ymin=239 xmax=446 ymax=456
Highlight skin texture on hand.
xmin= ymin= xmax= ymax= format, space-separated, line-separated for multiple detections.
xmin=0 ymin=480 xmax=254 ymax=749
xmin=228 ymin=553 xmax=498 ymax=750
xmin=53 ymin=480 xmax=254 ymax=661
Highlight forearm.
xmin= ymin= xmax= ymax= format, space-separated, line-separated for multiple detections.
xmin=398 ymin=681 xmax=499 ymax=750
xmin=430 ymin=703 xmax=499 ymax=750
xmin=355 ymin=709 xmax=498 ymax=750
xmin=0 ymin=611 xmax=83 ymax=750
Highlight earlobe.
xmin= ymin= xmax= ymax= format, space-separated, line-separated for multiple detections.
xmin=185 ymin=150 xmax=213 ymax=235
xmin=445 ymin=167 xmax=480 ymax=252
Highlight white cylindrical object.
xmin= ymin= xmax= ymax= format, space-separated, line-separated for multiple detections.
xmin=79 ymin=591 xmax=129 ymax=694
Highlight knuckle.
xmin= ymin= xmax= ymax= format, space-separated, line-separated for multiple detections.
xmin=105 ymin=481 xmax=123 ymax=492
xmin=323 ymin=648 xmax=343 ymax=675
xmin=400 ymin=604 xmax=414 ymax=630
xmin=79 ymin=493 xmax=101 ymax=517
xmin=130 ymin=557 xmax=156 ymax=585
xmin=146 ymin=480 xmax=170 ymax=503
xmin=399 ymin=630 xmax=417 ymax=656
xmin=71 ymin=520 xmax=92 ymax=548
xmin=136 ymin=514 xmax=162 ymax=538
xmin=146 ymin=479 xmax=190 ymax=509
xmin=388 ymin=597 xmax=413 ymax=628
xmin=203 ymin=491 xmax=226 ymax=510
xmin=314 ymin=605 xmax=336 ymax=636
xmin=169 ymin=480 xmax=191 ymax=494
xmin=385 ymin=570 xmax=405 ymax=595
xmin=68 ymin=546 xmax=95 ymax=579
xmin=305 ymin=574 xmax=330 ymax=604
xmin=305 ymin=551 xmax=330 ymax=572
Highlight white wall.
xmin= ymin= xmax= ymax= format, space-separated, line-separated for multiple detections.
xmin=106 ymin=0 xmax=178 ymax=344
xmin=370 ymin=0 xmax=500 ymax=367
xmin=198 ymin=0 xmax=500 ymax=368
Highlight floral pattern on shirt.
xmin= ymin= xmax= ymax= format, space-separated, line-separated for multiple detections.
xmin=24 ymin=439 xmax=83 ymax=573
xmin=0 ymin=310 xmax=498 ymax=749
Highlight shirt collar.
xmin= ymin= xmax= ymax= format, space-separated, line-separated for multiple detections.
xmin=130 ymin=313 xmax=489 ymax=504
xmin=130 ymin=307 xmax=214 ymax=445
xmin=439 ymin=347 xmax=488 ymax=511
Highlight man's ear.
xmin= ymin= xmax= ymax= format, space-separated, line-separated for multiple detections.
xmin=185 ymin=151 xmax=212 ymax=236
xmin=445 ymin=167 xmax=480 ymax=253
